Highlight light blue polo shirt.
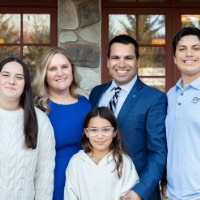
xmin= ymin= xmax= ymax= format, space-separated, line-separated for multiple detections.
xmin=166 ymin=77 xmax=200 ymax=200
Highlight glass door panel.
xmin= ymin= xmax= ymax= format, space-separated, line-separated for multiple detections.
xmin=139 ymin=0 xmax=165 ymax=1
xmin=138 ymin=15 xmax=165 ymax=44
xmin=181 ymin=15 xmax=200 ymax=28
xmin=108 ymin=0 xmax=165 ymax=2
xmin=139 ymin=47 xmax=165 ymax=75
xmin=0 ymin=46 xmax=20 ymax=60
xmin=109 ymin=0 xmax=137 ymax=1
xmin=23 ymin=14 xmax=50 ymax=43
xmin=181 ymin=0 xmax=200 ymax=2
xmin=23 ymin=46 xmax=50 ymax=79
xmin=0 ymin=13 xmax=52 ymax=79
xmin=0 ymin=14 xmax=20 ymax=44
xmin=109 ymin=14 xmax=136 ymax=39
xmin=140 ymin=78 xmax=165 ymax=91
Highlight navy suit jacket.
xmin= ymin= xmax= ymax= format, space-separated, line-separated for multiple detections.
xmin=89 ymin=78 xmax=167 ymax=200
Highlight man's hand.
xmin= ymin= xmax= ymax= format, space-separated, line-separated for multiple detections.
xmin=121 ymin=190 xmax=142 ymax=200
xmin=161 ymin=181 xmax=167 ymax=198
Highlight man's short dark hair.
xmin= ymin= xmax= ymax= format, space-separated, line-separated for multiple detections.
xmin=108 ymin=34 xmax=139 ymax=60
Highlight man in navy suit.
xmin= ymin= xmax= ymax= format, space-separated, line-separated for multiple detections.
xmin=89 ymin=34 xmax=167 ymax=200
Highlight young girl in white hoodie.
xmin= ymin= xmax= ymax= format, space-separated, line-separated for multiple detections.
xmin=64 ymin=107 xmax=139 ymax=200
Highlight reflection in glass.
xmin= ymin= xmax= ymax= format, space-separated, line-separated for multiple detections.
xmin=139 ymin=0 xmax=165 ymax=1
xmin=181 ymin=15 xmax=200 ymax=29
xmin=0 ymin=14 xmax=20 ymax=44
xmin=140 ymin=78 xmax=165 ymax=91
xmin=23 ymin=14 xmax=50 ymax=43
xmin=181 ymin=0 xmax=200 ymax=1
xmin=0 ymin=46 xmax=20 ymax=60
xmin=109 ymin=0 xmax=136 ymax=1
xmin=109 ymin=14 xmax=136 ymax=40
xmin=109 ymin=14 xmax=165 ymax=45
xmin=138 ymin=15 xmax=165 ymax=44
xmin=108 ymin=0 xmax=164 ymax=1
xmin=0 ymin=0 xmax=53 ymax=2
xmin=139 ymin=47 xmax=165 ymax=76
xmin=23 ymin=46 xmax=50 ymax=79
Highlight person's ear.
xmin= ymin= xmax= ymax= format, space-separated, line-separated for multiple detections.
xmin=174 ymin=56 xmax=177 ymax=65
xmin=84 ymin=128 xmax=90 ymax=138
xmin=107 ymin=57 xmax=110 ymax=69
xmin=113 ymin=130 xmax=117 ymax=138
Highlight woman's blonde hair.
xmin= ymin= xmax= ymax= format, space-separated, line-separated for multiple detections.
xmin=32 ymin=47 xmax=80 ymax=113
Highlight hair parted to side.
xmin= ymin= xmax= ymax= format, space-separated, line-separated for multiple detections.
xmin=81 ymin=106 xmax=128 ymax=178
xmin=107 ymin=34 xmax=140 ymax=60
xmin=173 ymin=26 xmax=200 ymax=56
xmin=32 ymin=47 xmax=80 ymax=113
xmin=0 ymin=57 xmax=38 ymax=149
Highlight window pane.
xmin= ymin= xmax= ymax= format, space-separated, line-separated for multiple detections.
xmin=23 ymin=46 xmax=49 ymax=79
xmin=139 ymin=47 xmax=165 ymax=76
xmin=139 ymin=0 xmax=165 ymax=1
xmin=0 ymin=14 xmax=20 ymax=43
xmin=109 ymin=0 xmax=136 ymax=2
xmin=138 ymin=15 xmax=165 ymax=44
xmin=181 ymin=0 xmax=200 ymax=1
xmin=0 ymin=0 xmax=52 ymax=1
xmin=0 ymin=46 xmax=20 ymax=60
xmin=181 ymin=15 xmax=200 ymax=29
xmin=108 ymin=0 xmax=165 ymax=1
xmin=23 ymin=14 xmax=50 ymax=44
xmin=109 ymin=14 xmax=136 ymax=39
xmin=109 ymin=14 xmax=165 ymax=45
xmin=140 ymin=78 xmax=165 ymax=91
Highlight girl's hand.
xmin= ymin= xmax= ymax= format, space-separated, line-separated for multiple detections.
xmin=121 ymin=190 xmax=142 ymax=200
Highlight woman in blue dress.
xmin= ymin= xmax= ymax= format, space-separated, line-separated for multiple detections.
xmin=32 ymin=47 xmax=91 ymax=200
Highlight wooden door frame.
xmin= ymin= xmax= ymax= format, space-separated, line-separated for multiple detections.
xmin=101 ymin=8 xmax=174 ymax=91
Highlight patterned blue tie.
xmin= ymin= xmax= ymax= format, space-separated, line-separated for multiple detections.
xmin=108 ymin=87 xmax=121 ymax=112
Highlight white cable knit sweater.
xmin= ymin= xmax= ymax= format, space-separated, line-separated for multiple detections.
xmin=0 ymin=107 xmax=55 ymax=200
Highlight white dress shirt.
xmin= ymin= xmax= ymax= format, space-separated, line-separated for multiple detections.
xmin=98 ymin=76 xmax=137 ymax=117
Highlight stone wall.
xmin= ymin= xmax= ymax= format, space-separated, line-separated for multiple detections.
xmin=58 ymin=0 xmax=101 ymax=97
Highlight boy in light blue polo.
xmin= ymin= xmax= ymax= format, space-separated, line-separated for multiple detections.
xmin=163 ymin=27 xmax=200 ymax=200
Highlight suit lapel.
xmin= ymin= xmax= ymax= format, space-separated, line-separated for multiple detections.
xmin=95 ymin=82 xmax=112 ymax=106
xmin=117 ymin=78 xmax=143 ymax=125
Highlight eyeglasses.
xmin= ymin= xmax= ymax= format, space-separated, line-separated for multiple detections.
xmin=85 ymin=127 xmax=115 ymax=137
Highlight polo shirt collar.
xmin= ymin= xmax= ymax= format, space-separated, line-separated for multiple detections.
xmin=176 ymin=76 xmax=200 ymax=91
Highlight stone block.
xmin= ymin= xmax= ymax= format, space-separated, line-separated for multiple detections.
xmin=61 ymin=43 xmax=100 ymax=68
xmin=79 ymin=0 xmax=100 ymax=28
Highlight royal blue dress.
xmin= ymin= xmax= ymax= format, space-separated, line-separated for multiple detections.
xmin=48 ymin=96 xmax=91 ymax=200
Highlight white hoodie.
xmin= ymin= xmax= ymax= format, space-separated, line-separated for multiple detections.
xmin=64 ymin=150 xmax=139 ymax=200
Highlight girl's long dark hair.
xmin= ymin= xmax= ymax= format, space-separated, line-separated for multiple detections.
xmin=0 ymin=57 xmax=38 ymax=149
xmin=81 ymin=107 xmax=127 ymax=178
